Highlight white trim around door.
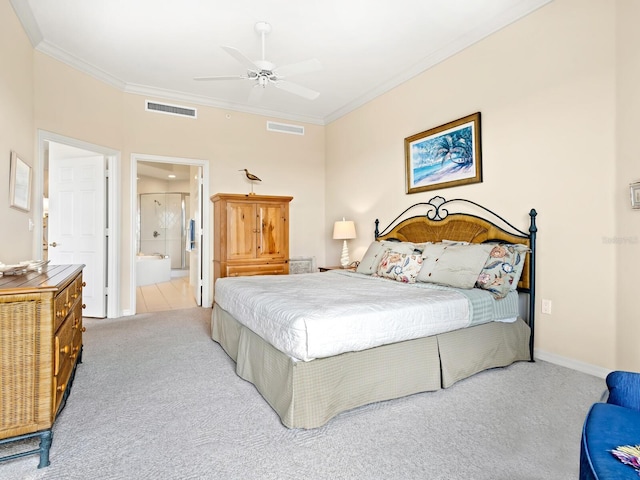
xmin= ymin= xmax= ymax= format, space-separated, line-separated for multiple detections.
xmin=130 ymin=153 xmax=211 ymax=315
xmin=36 ymin=130 xmax=121 ymax=318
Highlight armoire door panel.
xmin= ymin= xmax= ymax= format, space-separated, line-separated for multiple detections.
xmin=226 ymin=202 xmax=257 ymax=260
xmin=257 ymin=204 xmax=286 ymax=259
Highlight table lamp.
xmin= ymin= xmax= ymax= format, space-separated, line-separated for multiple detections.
xmin=332 ymin=218 xmax=356 ymax=268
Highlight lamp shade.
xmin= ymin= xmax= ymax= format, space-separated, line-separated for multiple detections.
xmin=333 ymin=219 xmax=356 ymax=240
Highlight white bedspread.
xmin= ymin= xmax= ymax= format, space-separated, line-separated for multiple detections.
xmin=215 ymin=271 xmax=490 ymax=361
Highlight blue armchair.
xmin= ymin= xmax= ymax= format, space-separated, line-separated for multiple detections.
xmin=580 ymin=371 xmax=640 ymax=479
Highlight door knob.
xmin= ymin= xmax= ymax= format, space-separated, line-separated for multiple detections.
xmin=49 ymin=242 xmax=58 ymax=247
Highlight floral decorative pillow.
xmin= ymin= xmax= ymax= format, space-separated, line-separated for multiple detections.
xmin=375 ymin=250 xmax=423 ymax=283
xmin=475 ymin=243 xmax=529 ymax=298
xmin=357 ymin=241 xmax=421 ymax=275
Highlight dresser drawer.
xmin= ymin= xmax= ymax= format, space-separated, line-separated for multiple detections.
xmin=54 ymin=315 xmax=74 ymax=377
xmin=53 ymin=313 xmax=77 ymax=413
xmin=53 ymin=274 xmax=84 ymax=332
xmin=53 ymin=292 xmax=72 ymax=333
xmin=53 ymin=359 xmax=74 ymax=414
xmin=70 ymin=301 xmax=84 ymax=356
xmin=70 ymin=274 xmax=84 ymax=305
xmin=226 ymin=263 xmax=288 ymax=277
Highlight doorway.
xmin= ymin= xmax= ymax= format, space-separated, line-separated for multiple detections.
xmin=131 ymin=154 xmax=211 ymax=314
xmin=36 ymin=130 xmax=120 ymax=318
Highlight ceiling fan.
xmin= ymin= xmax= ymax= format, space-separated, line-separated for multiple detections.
xmin=194 ymin=22 xmax=322 ymax=101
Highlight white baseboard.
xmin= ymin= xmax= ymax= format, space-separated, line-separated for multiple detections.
xmin=534 ymin=349 xmax=612 ymax=379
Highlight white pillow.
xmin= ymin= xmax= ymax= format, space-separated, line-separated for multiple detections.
xmin=417 ymin=243 xmax=493 ymax=289
xmin=356 ymin=241 xmax=420 ymax=275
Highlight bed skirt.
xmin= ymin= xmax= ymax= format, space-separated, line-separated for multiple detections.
xmin=211 ymin=303 xmax=531 ymax=429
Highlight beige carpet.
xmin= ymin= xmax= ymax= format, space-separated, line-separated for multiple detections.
xmin=0 ymin=307 xmax=605 ymax=479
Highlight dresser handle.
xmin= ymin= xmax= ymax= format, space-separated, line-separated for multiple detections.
xmin=82 ymin=282 xmax=86 ymax=287
xmin=82 ymin=304 xmax=86 ymax=309
xmin=60 ymin=345 xmax=70 ymax=355
xmin=57 ymin=383 xmax=66 ymax=393
xmin=81 ymin=326 xmax=86 ymax=333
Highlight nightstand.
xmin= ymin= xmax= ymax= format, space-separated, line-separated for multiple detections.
xmin=319 ymin=265 xmax=356 ymax=272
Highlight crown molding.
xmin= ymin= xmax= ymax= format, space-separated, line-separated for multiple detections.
xmin=36 ymin=40 xmax=127 ymax=90
xmin=9 ymin=0 xmax=43 ymax=47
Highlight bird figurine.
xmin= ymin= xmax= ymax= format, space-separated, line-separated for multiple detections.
xmin=239 ymin=169 xmax=262 ymax=195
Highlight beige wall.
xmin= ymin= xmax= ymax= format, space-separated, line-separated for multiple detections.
xmin=326 ymin=0 xmax=620 ymax=370
xmin=0 ymin=0 xmax=34 ymax=263
xmin=615 ymin=0 xmax=640 ymax=370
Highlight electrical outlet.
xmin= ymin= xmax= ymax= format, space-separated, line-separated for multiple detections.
xmin=541 ymin=299 xmax=552 ymax=315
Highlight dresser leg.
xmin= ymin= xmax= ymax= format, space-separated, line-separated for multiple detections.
xmin=37 ymin=430 xmax=52 ymax=468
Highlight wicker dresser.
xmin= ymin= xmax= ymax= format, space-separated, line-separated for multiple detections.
xmin=0 ymin=264 xmax=85 ymax=468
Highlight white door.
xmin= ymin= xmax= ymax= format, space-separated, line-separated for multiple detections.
xmin=48 ymin=144 xmax=107 ymax=318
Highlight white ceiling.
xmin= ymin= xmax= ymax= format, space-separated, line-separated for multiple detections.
xmin=12 ymin=0 xmax=551 ymax=125
xmin=137 ymin=161 xmax=191 ymax=182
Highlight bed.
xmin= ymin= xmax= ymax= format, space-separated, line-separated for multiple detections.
xmin=211 ymin=196 xmax=538 ymax=429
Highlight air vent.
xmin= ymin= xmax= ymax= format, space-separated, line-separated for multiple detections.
xmin=146 ymin=100 xmax=197 ymax=119
xmin=266 ymin=121 xmax=304 ymax=135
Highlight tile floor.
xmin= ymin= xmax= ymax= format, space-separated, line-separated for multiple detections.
xmin=136 ymin=276 xmax=197 ymax=313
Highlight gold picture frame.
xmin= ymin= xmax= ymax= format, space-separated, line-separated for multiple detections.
xmin=405 ymin=112 xmax=482 ymax=194
xmin=9 ymin=150 xmax=32 ymax=212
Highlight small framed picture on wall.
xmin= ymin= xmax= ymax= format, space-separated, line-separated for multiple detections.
xmin=9 ymin=150 xmax=32 ymax=213
xmin=631 ymin=182 xmax=640 ymax=209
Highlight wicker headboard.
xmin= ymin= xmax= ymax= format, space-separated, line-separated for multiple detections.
xmin=374 ymin=196 xmax=538 ymax=360
xmin=375 ymin=197 xmax=536 ymax=291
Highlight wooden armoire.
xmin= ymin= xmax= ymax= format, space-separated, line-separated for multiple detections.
xmin=211 ymin=193 xmax=292 ymax=284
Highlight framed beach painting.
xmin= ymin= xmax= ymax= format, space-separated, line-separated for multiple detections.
xmin=9 ymin=150 xmax=32 ymax=212
xmin=405 ymin=112 xmax=482 ymax=194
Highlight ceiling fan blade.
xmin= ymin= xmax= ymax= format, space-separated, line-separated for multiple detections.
xmin=194 ymin=75 xmax=247 ymax=81
xmin=273 ymin=80 xmax=320 ymax=100
xmin=274 ymin=58 xmax=322 ymax=78
xmin=221 ymin=45 xmax=259 ymax=71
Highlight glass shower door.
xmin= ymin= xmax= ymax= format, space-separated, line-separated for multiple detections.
xmin=139 ymin=193 xmax=187 ymax=269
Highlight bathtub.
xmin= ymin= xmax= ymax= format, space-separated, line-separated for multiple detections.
xmin=136 ymin=254 xmax=171 ymax=286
